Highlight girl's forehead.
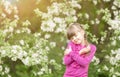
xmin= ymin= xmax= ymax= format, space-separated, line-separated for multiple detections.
xmin=75 ymin=30 xmax=84 ymax=34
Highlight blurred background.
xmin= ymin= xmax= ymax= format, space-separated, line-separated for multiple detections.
xmin=0 ymin=0 xmax=120 ymax=77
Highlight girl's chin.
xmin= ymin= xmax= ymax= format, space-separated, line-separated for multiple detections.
xmin=72 ymin=40 xmax=82 ymax=44
xmin=75 ymin=41 xmax=82 ymax=44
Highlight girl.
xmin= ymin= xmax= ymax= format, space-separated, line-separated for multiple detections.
xmin=63 ymin=23 xmax=96 ymax=77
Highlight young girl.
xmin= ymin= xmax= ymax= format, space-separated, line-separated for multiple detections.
xmin=63 ymin=23 xmax=96 ymax=77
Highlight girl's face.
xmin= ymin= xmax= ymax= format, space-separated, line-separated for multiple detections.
xmin=71 ymin=31 xmax=84 ymax=44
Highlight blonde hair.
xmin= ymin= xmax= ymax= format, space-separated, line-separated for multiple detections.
xmin=67 ymin=23 xmax=89 ymax=46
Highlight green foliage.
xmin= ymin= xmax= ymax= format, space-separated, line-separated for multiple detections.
xmin=0 ymin=0 xmax=120 ymax=77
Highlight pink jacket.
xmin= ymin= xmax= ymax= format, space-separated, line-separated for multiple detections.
xmin=63 ymin=41 xmax=96 ymax=77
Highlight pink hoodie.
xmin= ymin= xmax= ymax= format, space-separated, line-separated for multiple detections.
xmin=63 ymin=41 xmax=96 ymax=77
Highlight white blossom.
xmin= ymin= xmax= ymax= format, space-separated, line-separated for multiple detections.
xmin=50 ymin=42 xmax=56 ymax=48
xmin=1 ymin=13 xmax=6 ymax=18
xmin=113 ymin=11 xmax=119 ymax=16
xmin=21 ymin=28 xmax=31 ymax=34
xmin=110 ymin=67 xmax=114 ymax=73
xmin=69 ymin=0 xmax=81 ymax=9
xmin=11 ymin=57 xmax=17 ymax=61
xmin=103 ymin=0 xmax=111 ymax=2
xmin=0 ymin=65 xmax=3 ymax=71
xmin=111 ymin=40 xmax=116 ymax=46
xmin=47 ymin=2 xmax=60 ymax=15
xmin=107 ymin=19 xmax=120 ymax=30
xmin=4 ymin=67 xmax=10 ymax=73
xmin=16 ymin=30 xmax=21 ymax=33
xmin=41 ymin=68 xmax=45 ymax=72
xmin=92 ymin=0 xmax=98 ymax=5
xmin=14 ymin=15 xmax=19 ymax=20
xmin=45 ymin=46 xmax=50 ymax=51
xmin=37 ymin=71 xmax=43 ymax=75
xmin=13 ymin=6 xmax=18 ymax=14
xmin=41 ymin=20 xmax=56 ymax=32
xmin=8 ymin=74 xmax=11 ymax=77
xmin=103 ymin=65 xmax=109 ymax=71
xmin=22 ymin=57 xmax=30 ymax=66
xmin=19 ymin=40 xmax=25 ymax=45
xmin=113 ymin=0 xmax=120 ymax=8
xmin=97 ymin=69 xmax=101 ymax=72
xmin=111 ymin=5 xmax=116 ymax=10
xmin=61 ymin=46 xmax=65 ymax=50
xmin=22 ymin=20 xmax=31 ymax=27
xmin=53 ymin=17 xmax=63 ymax=23
xmin=44 ymin=33 xmax=51 ymax=39
xmin=109 ymin=57 xmax=116 ymax=65
xmin=112 ymin=75 xmax=116 ymax=77
xmin=92 ymin=56 xmax=100 ymax=65
xmin=95 ymin=18 xmax=100 ymax=24
xmin=85 ymin=13 xmax=89 ymax=19
xmin=115 ymin=72 xmax=120 ymax=76
xmin=55 ymin=24 xmax=67 ymax=33
xmin=34 ymin=33 xmax=41 ymax=37
xmin=50 ymin=59 xmax=56 ymax=64
xmin=90 ymin=20 xmax=95 ymax=24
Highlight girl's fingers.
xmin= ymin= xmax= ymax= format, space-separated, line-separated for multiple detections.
xmin=68 ymin=45 xmax=72 ymax=51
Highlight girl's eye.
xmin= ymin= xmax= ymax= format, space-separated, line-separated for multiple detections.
xmin=72 ymin=36 xmax=76 ymax=39
xmin=75 ymin=35 xmax=77 ymax=37
xmin=73 ymin=36 xmax=76 ymax=38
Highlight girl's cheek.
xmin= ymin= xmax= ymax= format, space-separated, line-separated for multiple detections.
xmin=79 ymin=36 xmax=83 ymax=40
xmin=79 ymin=37 xmax=84 ymax=42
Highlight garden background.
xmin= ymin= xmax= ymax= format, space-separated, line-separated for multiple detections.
xmin=0 ymin=0 xmax=120 ymax=77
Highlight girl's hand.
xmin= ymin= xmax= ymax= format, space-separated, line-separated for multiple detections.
xmin=79 ymin=45 xmax=90 ymax=55
xmin=64 ymin=46 xmax=72 ymax=55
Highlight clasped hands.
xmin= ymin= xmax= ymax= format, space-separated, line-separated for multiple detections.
xmin=64 ymin=45 xmax=90 ymax=55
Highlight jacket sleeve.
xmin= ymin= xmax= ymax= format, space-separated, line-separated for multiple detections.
xmin=69 ymin=44 xmax=96 ymax=67
xmin=63 ymin=41 xmax=73 ymax=65
xmin=63 ymin=55 xmax=73 ymax=65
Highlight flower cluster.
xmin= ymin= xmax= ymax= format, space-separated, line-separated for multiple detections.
xmin=0 ymin=0 xmax=120 ymax=77
xmin=0 ymin=1 xmax=61 ymax=76
xmin=34 ymin=1 xmax=81 ymax=33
